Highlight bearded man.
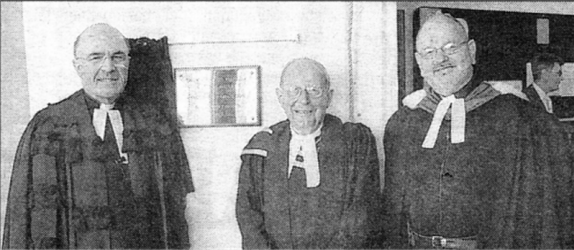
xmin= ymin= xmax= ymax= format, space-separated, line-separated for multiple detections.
xmin=382 ymin=12 xmax=572 ymax=249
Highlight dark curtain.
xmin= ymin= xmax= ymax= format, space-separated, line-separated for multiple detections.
xmin=125 ymin=36 xmax=177 ymax=124
xmin=124 ymin=37 xmax=192 ymax=249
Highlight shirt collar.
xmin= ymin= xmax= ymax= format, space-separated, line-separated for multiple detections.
xmin=532 ymin=83 xmax=553 ymax=113
xmin=532 ymin=83 xmax=550 ymax=101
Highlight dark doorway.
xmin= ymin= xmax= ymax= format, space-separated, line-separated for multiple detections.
xmin=412 ymin=7 xmax=574 ymax=91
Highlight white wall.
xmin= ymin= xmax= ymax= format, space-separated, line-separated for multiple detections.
xmin=1 ymin=1 xmax=30 ymax=242
xmin=2 ymin=2 xmax=398 ymax=249
xmin=351 ymin=3 xmax=399 ymax=181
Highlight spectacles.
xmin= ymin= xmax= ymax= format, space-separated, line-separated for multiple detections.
xmin=76 ymin=53 xmax=129 ymax=66
xmin=282 ymin=86 xmax=325 ymax=99
xmin=418 ymin=41 xmax=468 ymax=59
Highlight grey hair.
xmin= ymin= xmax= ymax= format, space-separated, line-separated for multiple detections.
xmin=73 ymin=23 xmax=130 ymax=58
xmin=419 ymin=10 xmax=470 ymax=41
xmin=280 ymin=57 xmax=331 ymax=88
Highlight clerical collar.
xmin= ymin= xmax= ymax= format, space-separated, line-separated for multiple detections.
xmin=421 ymin=95 xmax=465 ymax=148
xmin=290 ymin=123 xmax=324 ymax=137
xmin=418 ymin=77 xmax=478 ymax=149
xmin=426 ymin=76 xmax=477 ymax=102
xmin=403 ymin=79 xmax=528 ymax=149
xmin=82 ymin=90 xmax=123 ymax=111
xmin=84 ymin=90 xmax=128 ymax=163
xmin=288 ymin=123 xmax=323 ymax=188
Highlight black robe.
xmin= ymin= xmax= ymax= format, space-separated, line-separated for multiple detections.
xmin=383 ymin=82 xmax=573 ymax=248
xmin=523 ymin=85 xmax=548 ymax=112
xmin=236 ymin=114 xmax=384 ymax=249
xmin=3 ymin=90 xmax=194 ymax=249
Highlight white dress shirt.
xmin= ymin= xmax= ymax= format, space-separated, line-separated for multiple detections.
xmin=532 ymin=83 xmax=553 ymax=113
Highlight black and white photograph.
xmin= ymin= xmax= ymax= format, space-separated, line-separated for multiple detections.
xmin=1 ymin=2 xmax=573 ymax=249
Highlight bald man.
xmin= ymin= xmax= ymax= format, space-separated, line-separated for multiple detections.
xmin=382 ymin=12 xmax=573 ymax=248
xmin=2 ymin=23 xmax=194 ymax=249
xmin=236 ymin=58 xmax=384 ymax=249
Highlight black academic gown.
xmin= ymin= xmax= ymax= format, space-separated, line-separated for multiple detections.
xmin=236 ymin=114 xmax=384 ymax=249
xmin=3 ymin=90 xmax=194 ymax=249
xmin=383 ymin=82 xmax=573 ymax=248
xmin=523 ymin=85 xmax=548 ymax=112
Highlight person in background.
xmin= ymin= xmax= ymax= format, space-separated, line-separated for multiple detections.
xmin=524 ymin=52 xmax=564 ymax=114
xmin=382 ymin=11 xmax=572 ymax=249
xmin=2 ymin=23 xmax=194 ymax=249
xmin=236 ymin=58 xmax=384 ymax=249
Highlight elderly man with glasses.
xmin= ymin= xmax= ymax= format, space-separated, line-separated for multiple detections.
xmin=236 ymin=58 xmax=385 ymax=249
xmin=3 ymin=23 xmax=194 ymax=249
xmin=382 ymin=11 xmax=573 ymax=249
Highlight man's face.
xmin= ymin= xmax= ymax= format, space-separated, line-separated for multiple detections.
xmin=276 ymin=64 xmax=332 ymax=135
xmin=542 ymin=62 xmax=563 ymax=93
xmin=73 ymin=27 xmax=129 ymax=104
xmin=415 ymin=18 xmax=476 ymax=97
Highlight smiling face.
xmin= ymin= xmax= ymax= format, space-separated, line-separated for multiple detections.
xmin=415 ymin=15 xmax=477 ymax=97
xmin=276 ymin=59 xmax=333 ymax=135
xmin=73 ymin=24 xmax=130 ymax=104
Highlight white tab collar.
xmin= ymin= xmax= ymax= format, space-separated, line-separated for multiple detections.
xmin=422 ymin=95 xmax=466 ymax=148
xmin=92 ymin=103 xmax=128 ymax=163
xmin=288 ymin=124 xmax=322 ymax=188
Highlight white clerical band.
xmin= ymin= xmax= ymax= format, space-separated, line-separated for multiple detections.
xmin=93 ymin=103 xmax=128 ymax=162
xmin=288 ymin=126 xmax=322 ymax=188
xmin=422 ymin=95 xmax=466 ymax=149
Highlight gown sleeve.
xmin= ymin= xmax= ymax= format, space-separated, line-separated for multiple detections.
xmin=504 ymin=106 xmax=573 ymax=248
xmin=3 ymin=112 xmax=72 ymax=249
xmin=236 ymin=132 xmax=275 ymax=249
xmin=381 ymin=111 xmax=410 ymax=249
xmin=333 ymin=122 xmax=385 ymax=248
xmin=487 ymin=98 xmax=573 ymax=248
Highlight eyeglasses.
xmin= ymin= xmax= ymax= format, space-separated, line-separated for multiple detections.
xmin=282 ymin=86 xmax=325 ymax=99
xmin=418 ymin=41 xmax=468 ymax=59
xmin=76 ymin=53 xmax=129 ymax=66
